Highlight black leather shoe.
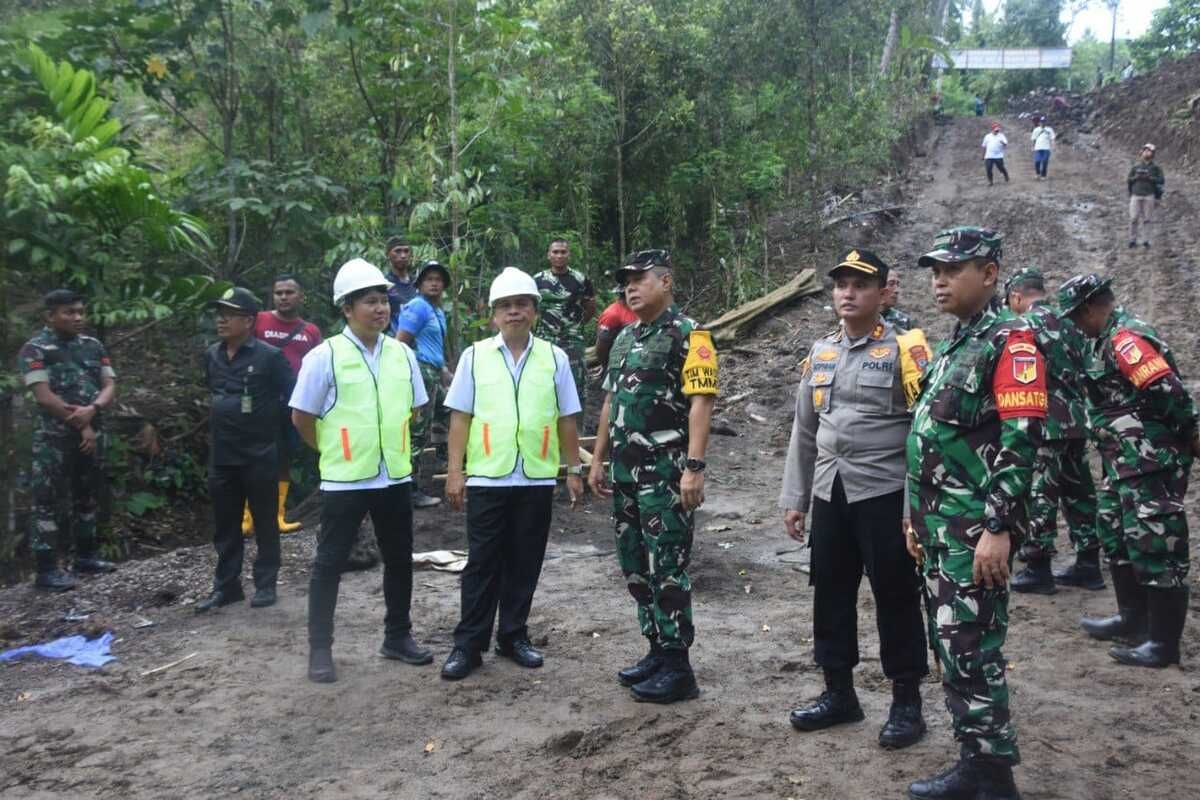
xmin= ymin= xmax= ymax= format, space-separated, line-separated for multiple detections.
xmin=34 ymin=568 xmax=77 ymax=592
xmin=381 ymin=634 xmax=434 ymax=665
xmin=1053 ymin=550 xmax=1106 ymax=590
xmin=789 ymin=688 xmax=865 ymax=731
xmin=1011 ymin=557 xmax=1056 ymax=595
xmin=195 ymin=587 xmax=244 ymax=613
xmin=495 ymin=638 xmax=543 ymax=668
xmin=441 ymin=647 xmax=482 ymax=680
xmin=308 ymin=648 xmax=336 ymax=683
xmin=1110 ymin=587 xmax=1187 ymax=668
xmin=250 ymin=587 xmax=277 ymax=608
xmin=1081 ymin=562 xmax=1147 ymax=641
xmin=617 ymin=642 xmax=665 ymax=687
xmin=630 ymin=651 xmax=699 ymax=704
xmin=74 ymin=557 xmax=116 ymax=574
xmin=879 ymin=702 xmax=926 ymax=749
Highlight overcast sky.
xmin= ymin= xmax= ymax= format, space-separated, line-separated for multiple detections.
xmin=966 ymin=1 xmax=1168 ymax=45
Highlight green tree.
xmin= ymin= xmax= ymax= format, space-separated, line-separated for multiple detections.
xmin=1131 ymin=0 xmax=1200 ymax=69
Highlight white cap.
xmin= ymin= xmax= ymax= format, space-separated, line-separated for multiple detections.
xmin=488 ymin=267 xmax=540 ymax=306
xmin=332 ymin=258 xmax=389 ymax=306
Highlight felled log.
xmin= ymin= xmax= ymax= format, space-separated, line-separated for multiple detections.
xmin=702 ymin=268 xmax=820 ymax=344
xmin=821 ymin=205 xmax=907 ymax=228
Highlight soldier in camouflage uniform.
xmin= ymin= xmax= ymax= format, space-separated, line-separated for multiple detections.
xmin=1004 ymin=267 xmax=1104 ymax=594
xmin=1061 ymin=274 xmax=1196 ymax=669
xmin=18 ymin=290 xmax=118 ymax=591
xmin=589 ymin=249 xmax=717 ymax=705
xmin=534 ymin=239 xmax=596 ymax=423
xmin=882 ymin=270 xmax=918 ymax=331
xmin=905 ymin=228 xmax=1045 ymax=800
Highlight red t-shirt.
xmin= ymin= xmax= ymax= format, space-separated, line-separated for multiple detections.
xmin=254 ymin=312 xmax=322 ymax=375
xmin=597 ymin=301 xmax=638 ymax=334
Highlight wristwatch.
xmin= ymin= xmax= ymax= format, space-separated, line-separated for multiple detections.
xmin=566 ymin=465 xmax=583 ymax=476
xmin=685 ymin=458 xmax=706 ymax=473
xmin=984 ymin=516 xmax=1005 ymax=534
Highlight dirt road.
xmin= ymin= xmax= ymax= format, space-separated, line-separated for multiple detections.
xmin=3 ymin=118 xmax=1199 ymax=799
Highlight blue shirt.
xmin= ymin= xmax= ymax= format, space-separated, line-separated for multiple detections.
xmin=396 ymin=296 xmax=447 ymax=368
xmin=386 ymin=272 xmax=418 ymax=335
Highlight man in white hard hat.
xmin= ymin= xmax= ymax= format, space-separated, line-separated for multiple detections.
xmin=290 ymin=259 xmax=432 ymax=683
xmin=439 ymin=267 xmax=584 ymax=680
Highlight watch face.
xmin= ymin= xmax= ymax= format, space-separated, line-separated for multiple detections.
xmin=985 ymin=518 xmax=1003 ymax=532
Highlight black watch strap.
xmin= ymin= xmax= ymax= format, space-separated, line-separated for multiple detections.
xmin=685 ymin=458 xmax=706 ymax=473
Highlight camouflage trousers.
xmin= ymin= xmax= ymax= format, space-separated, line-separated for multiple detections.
xmin=1096 ymin=465 xmax=1190 ymax=588
xmin=563 ymin=344 xmax=587 ymax=419
xmin=923 ymin=535 xmax=1019 ymax=765
xmin=613 ymin=479 xmax=694 ymax=650
xmin=29 ymin=429 xmax=104 ymax=556
xmin=1025 ymin=437 xmax=1099 ymax=558
xmin=411 ymin=360 xmax=448 ymax=487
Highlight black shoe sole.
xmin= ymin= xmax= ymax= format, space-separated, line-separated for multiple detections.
xmin=195 ymin=595 xmax=244 ymax=613
xmin=631 ymin=685 xmax=700 ymax=704
xmin=308 ymin=670 xmax=336 ymax=683
xmin=494 ymin=647 xmax=543 ymax=669
xmin=789 ymin=707 xmax=865 ymax=731
xmin=250 ymin=597 xmax=277 ymax=608
xmin=381 ymin=647 xmax=434 ymax=665
xmin=879 ymin=723 xmax=927 ymax=750
xmin=1054 ymin=577 xmax=1106 ymax=590
xmin=34 ymin=583 xmax=76 ymax=593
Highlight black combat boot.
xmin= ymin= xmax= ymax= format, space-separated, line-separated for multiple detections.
xmin=1080 ymin=562 xmax=1147 ymax=642
xmin=617 ymin=640 xmax=665 ymax=687
xmin=1109 ymin=587 xmax=1188 ymax=668
xmin=1010 ymin=556 xmax=1056 ymax=595
xmin=1053 ymin=548 xmax=1105 ymax=590
xmin=630 ymin=648 xmax=699 ymax=704
xmin=381 ymin=633 xmax=434 ymax=665
xmin=308 ymin=648 xmax=336 ymax=683
xmin=878 ymin=680 xmax=926 ymax=749
xmin=34 ymin=552 xmax=75 ymax=592
xmin=909 ymin=757 xmax=1020 ymax=800
xmin=74 ymin=550 xmax=117 ymax=574
xmin=789 ymin=669 xmax=864 ymax=732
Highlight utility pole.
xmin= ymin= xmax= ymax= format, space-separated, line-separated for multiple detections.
xmin=1107 ymin=0 xmax=1119 ymax=72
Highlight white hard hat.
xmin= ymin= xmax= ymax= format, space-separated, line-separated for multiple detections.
xmin=332 ymin=258 xmax=389 ymax=306
xmin=488 ymin=267 xmax=540 ymax=306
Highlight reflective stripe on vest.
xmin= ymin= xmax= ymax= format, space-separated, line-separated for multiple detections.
xmin=316 ymin=333 xmax=413 ymax=483
xmin=466 ymin=337 xmax=560 ymax=479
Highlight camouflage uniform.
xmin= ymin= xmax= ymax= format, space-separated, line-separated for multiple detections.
xmin=908 ymin=228 xmax=1047 ymax=767
xmin=882 ymin=305 xmax=917 ymax=332
xmin=604 ymin=304 xmax=717 ymax=650
xmin=1078 ymin=304 xmax=1193 ymax=587
xmin=534 ymin=267 xmax=595 ymax=415
xmin=1015 ymin=292 xmax=1098 ymax=558
xmin=18 ymin=327 xmax=115 ymax=557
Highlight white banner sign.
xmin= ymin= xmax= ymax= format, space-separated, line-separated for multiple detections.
xmin=933 ymin=48 xmax=1073 ymax=70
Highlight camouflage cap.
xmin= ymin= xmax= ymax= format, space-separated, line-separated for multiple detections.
xmin=1003 ymin=266 xmax=1045 ymax=298
xmin=614 ymin=249 xmax=671 ymax=284
xmin=917 ymin=226 xmax=1002 ymax=267
xmin=1057 ymin=273 xmax=1112 ymax=318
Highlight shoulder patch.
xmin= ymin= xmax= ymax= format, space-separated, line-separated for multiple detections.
xmin=1007 ymin=341 xmax=1036 ymax=355
xmin=1112 ymin=328 xmax=1172 ymax=389
xmin=993 ymin=329 xmax=1048 ymax=419
xmin=681 ymin=330 xmax=718 ymax=396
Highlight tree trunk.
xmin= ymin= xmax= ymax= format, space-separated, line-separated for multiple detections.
xmin=0 ymin=253 xmax=13 ymax=566
xmin=879 ymin=7 xmax=899 ymax=77
xmin=615 ymin=79 xmax=627 ymax=259
xmin=448 ymin=0 xmax=460 ymax=255
xmin=223 ymin=118 xmax=238 ymax=278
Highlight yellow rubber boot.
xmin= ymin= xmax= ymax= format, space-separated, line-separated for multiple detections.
xmin=278 ymin=481 xmax=302 ymax=534
xmin=241 ymin=502 xmax=254 ymax=537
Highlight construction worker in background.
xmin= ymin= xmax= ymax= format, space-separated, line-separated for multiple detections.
xmin=1127 ymin=144 xmax=1164 ymax=249
xmin=780 ymin=249 xmax=930 ymax=750
xmin=1060 ymin=274 xmax=1196 ymax=669
xmin=1030 ymin=116 xmax=1055 ymax=180
xmin=242 ymin=274 xmax=322 ymax=537
xmin=906 ymin=227 xmax=1044 ymax=800
xmin=396 ymin=259 xmax=453 ymax=509
xmin=533 ymin=239 xmax=596 ymax=426
xmin=439 ymin=267 xmax=584 ymax=680
xmin=198 ymin=288 xmax=294 ymax=612
xmin=1004 ymin=268 xmax=1104 ymax=594
xmin=982 ymin=123 xmax=1009 ymax=186
xmin=384 ymin=235 xmax=418 ymax=334
xmin=881 ymin=270 xmax=917 ymax=332
xmin=594 ymin=286 xmax=638 ymax=370
xmin=18 ymin=289 xmax=118 ymax=591
xmin=291 ymin=259 xmax=432 ymax=683
xmin=589 ymin=249 xmax=717 ymax=705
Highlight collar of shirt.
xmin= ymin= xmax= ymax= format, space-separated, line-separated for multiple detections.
xmin=631 ymin=303 xmax=678 ymax=336
xmin=219 ymin=335 xmax=260 ymax=362
xmin=339 ymin=327 xmax=386 ymax=373
xmin=489 ymin=331 xmax=535 ymax=376
xmin=951 ymin=306 xmax=997 ymax=342
xmin=42 ymin=326 xmax=78 ymax=345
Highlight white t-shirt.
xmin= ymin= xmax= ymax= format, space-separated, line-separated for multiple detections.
xmin=982 ymin=132 xmax=1008 ymax=159
xmin=1031 ymin=126 xmax=1055 ymax=151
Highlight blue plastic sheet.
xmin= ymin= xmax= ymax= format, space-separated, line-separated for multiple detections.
xmin=0 ymin=632 xmax=116 ymax=668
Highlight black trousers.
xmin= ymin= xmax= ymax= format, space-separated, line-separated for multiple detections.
xmin=985 ymin=158 xmax=1009 ymax=183
xmin=454 ymin=485 xmax=554 ymax=651
xmin=210 ymin=460 xmax=280 ymax=593
xmin=810 ymin=475 xmax=928 ymax=682
xmin=308 ymin=483 xmax=414 ymax=650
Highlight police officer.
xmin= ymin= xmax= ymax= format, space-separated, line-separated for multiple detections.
xmin=440 ymin=267 xmax=584 ymax=680
xmin=18 ymin=289 xmax=117 ymax=591
xmin=1004 ymin=268 xmax=1104 ymax=593
xmin=906 ymin=227 xmax=1046 ymax=800
xmin=780 ymin=249 xmax=930 ymax=749
xmin=533 ymin=239 xmax=596 ymax=423
xmin=881 ymin=270 xmax=917 ymax=331
xmin=198 ymin=287 xmax=294 ymax=613
xmin=1060 ymin=274 xmax=1195 ymax=668
xmin=588 ymin=249 xmax=717 ymax=704
xmin=291 ymin=260 xmax=432 ymax=683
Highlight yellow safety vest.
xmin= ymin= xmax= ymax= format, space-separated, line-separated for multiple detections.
xmin=466 ymin=337 xmax=560 ymax=479
xmin=316 ymin=333 xmax=413 ymax=483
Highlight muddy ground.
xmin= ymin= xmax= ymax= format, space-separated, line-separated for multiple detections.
xmin=3 ymin=116 xmax=1200 ymax=800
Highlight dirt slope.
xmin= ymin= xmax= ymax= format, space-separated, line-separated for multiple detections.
xmin=2 ymin=116 xmax=1200 ymax=800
